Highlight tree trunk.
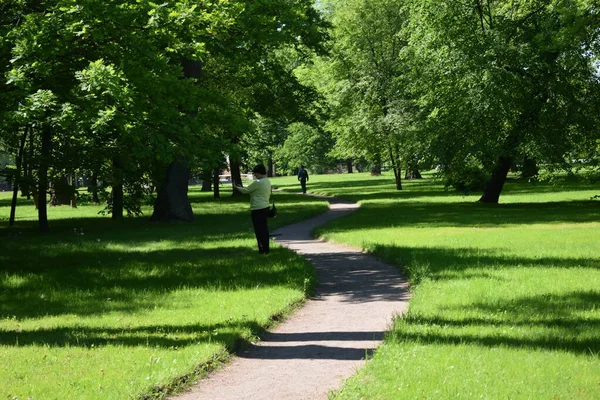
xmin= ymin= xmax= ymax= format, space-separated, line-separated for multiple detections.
xmin=9 ymin=127 xmax=28 ymax=227
xmin=51 ymin=176 xmax=73 ymax=206
xmin=479 ymin=155 xmax=512 ymax=204
xmin=70 ymin=174 xmax=77 ymax=208
xmin=405 ymin=164 xmax=422 ymax=179
xmin=21 ymin=129 xmax=30 ymax=199
xmin=150 ymin=160 xmax=194 ymax=222
xmin=112 ymin=183 xmax=124 ymax=219
xmin=370 ymin=153 xmax=382 ymax=175
xmin=200 ymin=169 xmax=212 ymax=192
xmin=230 ymin=160 xmax=243 ymax=197
xmin=111 ymin=158 xmax=125 ymax=219
xmin=21 ymin=160 xmax=29 ymax=199
xmin=388 ymin=144 xmax=402 ymax=190
xmin=38 ymin=126 xmax=51 ymax=232
xmin=347 ymin=158 xmax=353 ymax=173
xmin=201 ymin=169 xmax=212 ymax=192
xmin=201 ymin=179 xmax=212 ymax=192
xmin=267 ymin=157 xmax=274 ymax=177
xmin=521 ymin=156 xmax=538 ymax=179
xmin=213 ymin=168 xmax=220 ymax=199
xmin=26 ymin=127 xmax=34 ymax=199
xmin=90 ymin=172 xmax=100 ymax=203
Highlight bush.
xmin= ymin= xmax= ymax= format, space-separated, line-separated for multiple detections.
xmin=443 ymin=159 xmax=488 ymax=194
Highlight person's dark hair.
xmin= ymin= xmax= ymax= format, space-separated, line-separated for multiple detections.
xmin=300 ymin=165 xmax=305 ymax=169
xmin=252 ymin=164 xmax=267 ymax=175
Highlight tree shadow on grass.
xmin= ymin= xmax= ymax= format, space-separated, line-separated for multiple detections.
xmin=317 ymin=200 xmax=600 ymax=233
xmin=0 ymin=323 xmax=380 ymax=362
xmin=0 ymin=243 xmax=312 ymax=319
xmin=367 ymin=244 xmax=599 ymax=277
xmin=0 ymin=320 xmax=263 ymax=350
xmin=277 ymin=178 xmax=457 ymax=203
xmin=277 ymin=175 xmax=600 ymax=204
xmin=0 ymin=194 xmax=35 ymax=209
xmin=391 ymin=291 xmax=600 ymax=355
xmin=0 ymin=191 xmax=329 ymax=321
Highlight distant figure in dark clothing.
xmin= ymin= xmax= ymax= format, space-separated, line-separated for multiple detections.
xmin=298 ymin=166 xmax=309 ymax=194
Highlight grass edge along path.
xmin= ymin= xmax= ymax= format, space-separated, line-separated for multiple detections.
xmin=276 ymin=172 xmax=600 ymax=399
xmin=0 ymin=187 xmax=330 ymax=399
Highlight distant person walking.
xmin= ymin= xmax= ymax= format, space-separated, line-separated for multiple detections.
xmin=298 ymin=166 xmax=309 ymax=194
xmin=234 ymin=164 xmax=272 ymax=254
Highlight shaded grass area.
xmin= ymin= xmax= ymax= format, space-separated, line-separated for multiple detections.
xmin=282 ymin=172 xmax=600 ymax=399
xmin=0 ymin=186 xmax=329 ymax=399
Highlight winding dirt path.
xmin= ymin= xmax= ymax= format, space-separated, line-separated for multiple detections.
xmin=174 ymin=195 xmax=410 ymax=400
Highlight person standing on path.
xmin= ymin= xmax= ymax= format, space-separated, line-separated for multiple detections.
xmin=234 ymin=164 xmax=272 ymax=254
xmin=298 ymin=165 xmax=309 ymax=194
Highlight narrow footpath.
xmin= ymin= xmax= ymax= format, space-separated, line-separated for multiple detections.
xmin=175 ymin=195 xmax=410 ymax=400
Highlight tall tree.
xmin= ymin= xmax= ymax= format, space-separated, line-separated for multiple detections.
xmin=311 ymin=0 xmax=412 ymax=189
xmin=406 ymin=0 xmax=600 ymax=202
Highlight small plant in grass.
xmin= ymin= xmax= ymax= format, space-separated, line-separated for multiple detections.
xmin=404 ymin=258 xmax=431 ymax=286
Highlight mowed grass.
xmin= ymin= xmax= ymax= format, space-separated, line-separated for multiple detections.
xmin=278 ymin=171 xmax=600 ymax=399
xmin=0 ymin=184 xmax=329 ymax=399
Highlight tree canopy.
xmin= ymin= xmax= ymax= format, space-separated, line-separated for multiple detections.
xmin=2 ymin=0 xmax=599 ymax=231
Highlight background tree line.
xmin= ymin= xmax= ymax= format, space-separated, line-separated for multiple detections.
xmin=305 ymin=0 xmax=600 ymax=199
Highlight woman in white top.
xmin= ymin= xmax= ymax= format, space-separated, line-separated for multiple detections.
xmin=234 ymin=164 xmax=271 ymax=254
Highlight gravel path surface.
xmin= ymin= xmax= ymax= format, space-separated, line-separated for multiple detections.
xmin=174 ymin=195 xmax=410 ymax=400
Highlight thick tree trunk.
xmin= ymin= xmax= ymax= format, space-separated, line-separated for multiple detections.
xmin=267 ymin=157 xmax=274 ymax=177
xmin=201 ymin=180 xmax=212 ymax=192
xmin=9 ymin=127 xmax=28 ymax=227
xmin=90 ymin=172 xmax=100 ymax=203
xmin=370 ymin=153 xmax=382 ymax=175
xmin=479 ymin=156 xmax=512 ymax=203
xmin=111 ymin=158 xmax=125 ymax=219
xmin=405 ymin=165 xmax=422 ymax=179
xmin=213 ymin=168 xmax=220 ymax=199
xmin=51 ymin=176 xmax=73 ymax=206
xmin=38 ymin=126 xmax=51 ymax=232
xmin=201 ymin=169 xmax=212 ymax=192
xmin=150 ymin=160 xmax=194 ymax=222
xmin=521 ymin=156 xmax=538 ymax=179
xmin=200 ymin=169 xmax=212 ymax=192
xmin=230 ymin=160 xmax=243 ymax=197
xmin=112 ymin=183 xmax=124 ymax=219
xmin=347 ymin=158 xmax=353 ymax=173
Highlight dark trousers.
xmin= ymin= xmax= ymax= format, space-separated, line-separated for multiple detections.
xmin=251 ymin=207 xmax=270 ymax=254
xmin=300 ymin=179 xmax=307 ymax=193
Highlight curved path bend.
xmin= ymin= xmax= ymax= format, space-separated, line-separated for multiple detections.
xmin=175 ymin=195 xmax=410 ymax=400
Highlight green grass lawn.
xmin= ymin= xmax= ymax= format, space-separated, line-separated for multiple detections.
xmin=279 ymin=171 xmax=600 ymax=399
xmin=0 ymin=184 xmax=329 ymax=399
